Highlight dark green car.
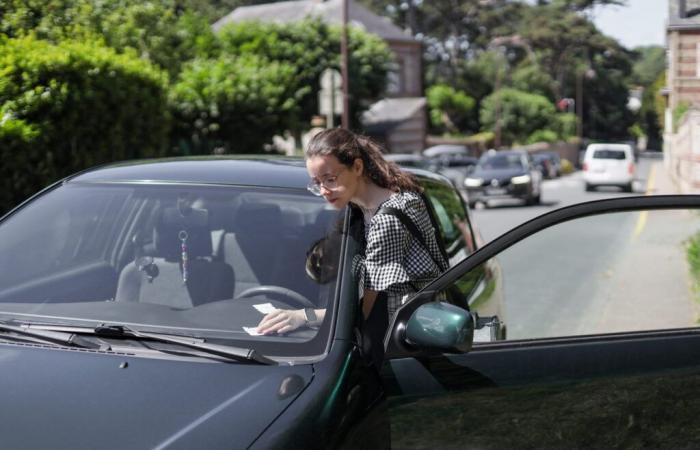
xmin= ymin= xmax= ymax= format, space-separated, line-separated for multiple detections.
xmin=0 ymin=156 xmax=698 ymax=449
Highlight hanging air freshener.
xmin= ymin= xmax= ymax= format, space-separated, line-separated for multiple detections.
xmin=179 ymin=230 xmax=188 ymax=285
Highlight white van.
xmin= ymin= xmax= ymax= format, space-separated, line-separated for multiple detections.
xmin=582 ymin=143 xmax=635 ymax=192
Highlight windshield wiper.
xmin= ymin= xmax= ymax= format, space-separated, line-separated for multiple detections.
xmin=18 ymin=322 xmax=276 ymax=364
xmin=0 ymin=320 xmax=101 ymax=349
xmin=90 ymin=325 xmax=276 ymax=365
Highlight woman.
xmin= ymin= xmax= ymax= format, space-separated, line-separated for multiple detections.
xmin=257 ymin=128 xmax=448 ymax=352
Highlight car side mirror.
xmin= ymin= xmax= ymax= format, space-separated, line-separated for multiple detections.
xmin=404 ymin=302 xmax=474 ymax=353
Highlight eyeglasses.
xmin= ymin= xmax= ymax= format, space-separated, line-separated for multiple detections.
xmin=307 ymin=170 xmax=343 ymax=196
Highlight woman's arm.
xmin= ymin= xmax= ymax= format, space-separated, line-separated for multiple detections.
xmin=362 ymin=290 xmax=379 ymax=319
xmin=257 ymin=308 xmax=326 ymax=335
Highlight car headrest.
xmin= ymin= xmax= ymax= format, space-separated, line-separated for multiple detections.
xmin=230 ymin=203 xmax=283 ymax=235
xmin=154 ymin=206 xmax=212 ymax=260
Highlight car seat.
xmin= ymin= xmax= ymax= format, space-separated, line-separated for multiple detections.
xmin=221 ymin=202 xmax=285 ymax=297
xmin=115 ymin=205 xmax=234 ymax=308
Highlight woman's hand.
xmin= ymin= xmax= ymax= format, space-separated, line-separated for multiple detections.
xmin=257 ymin=309 xmax=306 ymax=335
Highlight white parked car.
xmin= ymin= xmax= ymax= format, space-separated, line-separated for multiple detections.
xmin=582 ymin=143 xmax=635 ymax=192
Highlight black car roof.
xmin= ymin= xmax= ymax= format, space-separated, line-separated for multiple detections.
xmin=67 ymin=155 xmax=452 ymax=190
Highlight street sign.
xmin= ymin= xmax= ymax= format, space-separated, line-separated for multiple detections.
xmin=319 ymin=68 xmax=343 ymax=126
xmin=320 ymin=68 xmax=341 ymax=90
xmin=319 ymin=89 xmax=343 ymax=115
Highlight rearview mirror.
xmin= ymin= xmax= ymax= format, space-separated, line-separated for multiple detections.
xmin=405 ymin=302 xmax=474 ymax=353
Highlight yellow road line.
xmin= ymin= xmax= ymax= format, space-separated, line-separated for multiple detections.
xmin=632 ymin=211 xmax=648 ymax=240
xmin=645 ymin=164 xmax=657 ymax=195
xmin=632 ymin=164 xmax=657 ymax=241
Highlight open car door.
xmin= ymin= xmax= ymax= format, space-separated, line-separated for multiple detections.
xmin=382 ymin=195 xmax=700 ymax=449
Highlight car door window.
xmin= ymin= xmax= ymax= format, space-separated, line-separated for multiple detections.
xmin=421 ymin=179 xmax=475 ymax=264
xmin=438 ymin=207 xmax=700 ymax=342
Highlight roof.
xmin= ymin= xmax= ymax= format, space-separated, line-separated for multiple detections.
xmin=361 ymin=97 xmax=426 ymax=133
xmin=69 ymin=157 xmax=312 ymax=191
xmin=67 ymin=155 xmax=450 ymax=190
xmin=212 ymin=0 xmax=416 ymax=43
xmin=668 ymin=0 xmax=700 ymax=29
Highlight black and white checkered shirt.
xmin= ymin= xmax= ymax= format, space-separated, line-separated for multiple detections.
xmin=353 ymin=191 xmax=448 ymax=316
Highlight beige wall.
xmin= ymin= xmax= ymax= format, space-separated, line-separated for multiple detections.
xmin=387 ymin=40 xmax=422 ymax=97
xmin=668 ymin=30 xmax=700 ymax=110
xmin=386 ymin=108 xmax=426 ymax=153
xmin=666 ymin=110 xmax=700 ymax=193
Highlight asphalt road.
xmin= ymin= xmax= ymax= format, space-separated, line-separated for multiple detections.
xmin=471 ymin=156 xmax=657 ymax=243
xmin=469 ymin=156 xmax=700 ymax=340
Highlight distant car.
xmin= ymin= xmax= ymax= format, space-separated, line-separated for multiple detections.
xmin=422 ymin=144 xmax=469 ymax=159
xmin=387 ymin=152 xmax=478 ymax=193
xmin=383 ymin=153 xmax=432 ymax=170
xmin=582 ymin=143 xmax=635 ymax=192
xmin=464 ymin=149 xmax=543 ymax=207
xmin=532 ymin=152 xmax=561 ymax=178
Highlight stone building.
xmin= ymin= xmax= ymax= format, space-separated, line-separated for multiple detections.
xmin=664 ymin=0 xmax=700 ymax=192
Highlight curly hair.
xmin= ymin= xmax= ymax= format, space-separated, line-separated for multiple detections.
xmin=305 ymin=128 xmax=422 ymax=193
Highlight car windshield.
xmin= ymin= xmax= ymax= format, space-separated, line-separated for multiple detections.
xmin=479 ymin=153 xmax=524 ymax=170
xmin=0 ymin=182 xmax=344 ymax=357
xmin=592 ymin=149 xmax=627 ymax=160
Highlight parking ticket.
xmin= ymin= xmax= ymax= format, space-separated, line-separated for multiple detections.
xmin=253 ymin=303 xmax=277 ymax=314
xmin=243 ymin=326 xmax=262 ymax=336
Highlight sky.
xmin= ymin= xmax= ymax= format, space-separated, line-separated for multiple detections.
xmin=590 ymin=0 xmax=668 ymax=49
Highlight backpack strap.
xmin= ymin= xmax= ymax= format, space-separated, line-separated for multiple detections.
xmin=376 ymin=206 xmax=446 ymax=271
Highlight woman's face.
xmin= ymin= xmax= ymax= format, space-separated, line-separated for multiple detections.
xmin=306 ymin=155 xmax=363 ymax=209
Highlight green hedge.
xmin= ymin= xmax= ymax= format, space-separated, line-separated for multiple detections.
xmin=0 ymin=36 xmax=170 ymax=212
xmin=170 ymin=54 xmax=299 ymax=154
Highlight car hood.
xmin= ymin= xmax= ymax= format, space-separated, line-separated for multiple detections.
xmin=0 ymin=342 xmax=313 ymax=450
xmin=471 ymin=167 xmax=527 ymax=183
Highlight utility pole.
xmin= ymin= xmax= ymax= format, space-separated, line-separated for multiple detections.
xmin=340 ymin=0 xmax=350 ymax=129
xmin=576 ymin=69 xmax=583 ymax=141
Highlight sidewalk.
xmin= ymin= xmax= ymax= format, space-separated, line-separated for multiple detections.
xmin=644 ymin=159 xmax=679 ymax=195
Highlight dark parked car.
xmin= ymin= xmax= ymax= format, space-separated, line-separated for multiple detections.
xmin=532 ymin=151 xmax=561 ymax=179
xmin=422 ymin=144 xmax=469 ymax=159
xmin=432 ymin=155 xmax=479 ymax=193
xmin=464 ymin=149 xmax=543 ymax=207
xmin=386 ymin=153 xmax=478 ymax=193
xmin=383 ymin=153 xmax=432 ymax=170
xmin=0 ymin=156 xmax=504 ymax=449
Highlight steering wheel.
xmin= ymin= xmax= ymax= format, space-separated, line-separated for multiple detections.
xmin=236 ymin=285 xmax=315 ymax=309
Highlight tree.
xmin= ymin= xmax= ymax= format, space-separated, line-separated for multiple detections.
xmin=427 ymin=84 xmax=476 ymax=135
xmin=631 ymin=46 xmax=666 ymax=87
xmin=169 ymin=54 xmax=300 ymax=154
xmin=0 ymin=0 xmax=216 ymax=78
xmin=215 ymin=19 xmax=391 ymax=132
xmin=518 ymin=3 xmax=634 ymax=140
xmin=0 ymin=36 xmax=170 ymax=212
xmin=630 ymin=46 xmax=665 ymax=149
xmin=480 ymin=88 xmax=557 ymax=145
xmin=535 ymin=0 xmax=625 ymax=11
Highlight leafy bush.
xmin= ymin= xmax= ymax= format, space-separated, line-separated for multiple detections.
xmin=673 ymin=101 xmax=691 ymax=132
xmin=560 ymin=158 xmax=574 ymax=174
xmin=0 ymin=36 xmax=170 ymax=212
xmin=480 ymin=88 xmax=557 ymax=145
xmin=427 ymin=84 xmax=476 ymax=135
xmin=0 ymin=0 xmax=215 ymax=78
xmin=527 ymin=129 xmax=558 ymax=144
xmin=687 ymin=231 xmax=700 ymax=288
xmin=170 ymin=54 xmax=300 ymax=154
